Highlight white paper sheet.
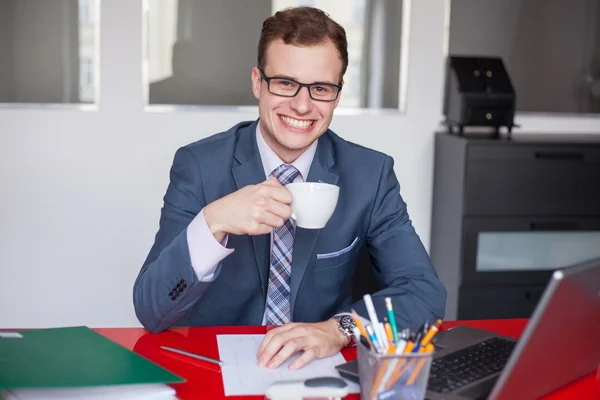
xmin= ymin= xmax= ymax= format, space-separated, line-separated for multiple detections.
xmin=216 ymin=334 xmax=360 ymax=396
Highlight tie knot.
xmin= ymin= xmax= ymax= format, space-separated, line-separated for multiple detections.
xmin=271 ymin=164 xmax=300 ymax=185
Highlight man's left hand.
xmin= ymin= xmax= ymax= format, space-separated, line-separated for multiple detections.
xmin=257 ymin=319 xmax=350 ymax=370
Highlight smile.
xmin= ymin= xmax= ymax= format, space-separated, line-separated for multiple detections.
xmin=279 ymin=115 xmax=314 ymax=129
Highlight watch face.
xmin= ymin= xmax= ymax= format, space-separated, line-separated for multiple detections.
xmin=338 ymin=315 xmax=356 ymax=335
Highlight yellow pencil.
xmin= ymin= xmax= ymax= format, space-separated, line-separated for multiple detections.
xmin=382 ymin=340 xmax=416 ymax=390
xmin=406 ymin=343 xmax=435 ymax=385
xmin=384 ymin=322 xmax=396 ymax=354
xmin=351 ymin=309 xmax=372 ymax=349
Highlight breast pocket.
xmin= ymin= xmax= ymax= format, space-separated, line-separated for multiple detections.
xmin=315 ymin=237 xmax=360 ymax=270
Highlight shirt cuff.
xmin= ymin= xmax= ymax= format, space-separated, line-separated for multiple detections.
xmin=187 ymin=208 xmax=234 ymax=282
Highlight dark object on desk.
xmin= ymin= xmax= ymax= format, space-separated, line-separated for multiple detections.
xmin=430 ymin=132 xmax=600 ymax=320
xmin=443 ymin=56 xmax=516 ymax=137
xmin=160 ymin=345 xmax=223 ymax=366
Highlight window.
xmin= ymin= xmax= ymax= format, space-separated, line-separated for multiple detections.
xmin=0 ymin=0 xmax=99 ymax=105
xmin=79 ymin=0 xmax=94 ymax=26
xmin=447 ymin=0 xmax=600 ymax=115
xmin=145 ymin=0 xmax=405 ymax=109
xmin=476 ymin=231 xmax=600 ymax=271
xmin=79 ymin=57 xmax=94 ymax=103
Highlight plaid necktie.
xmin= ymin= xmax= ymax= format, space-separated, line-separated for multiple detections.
xmin=265 ymin=164 xmax=300 ymax=326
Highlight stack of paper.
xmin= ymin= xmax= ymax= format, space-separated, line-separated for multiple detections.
xmin=0 ymin=327 xmax=184 ymax=399
xmin=2 ymin=383 xmax=177 ymax=399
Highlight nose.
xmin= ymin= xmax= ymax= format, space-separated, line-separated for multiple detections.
xmin=289 ymin=86 xmax=312 ymax=115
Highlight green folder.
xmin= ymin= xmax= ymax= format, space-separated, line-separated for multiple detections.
xmin=0 ymin=326 xmax=184 ymax=391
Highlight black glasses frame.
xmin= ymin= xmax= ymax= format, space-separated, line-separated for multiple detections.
xmin=258 ymin=68 xmax=342 ymax=102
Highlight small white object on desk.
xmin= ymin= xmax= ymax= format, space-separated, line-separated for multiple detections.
xmin=266 ymin=377 xmax=349 ymax=400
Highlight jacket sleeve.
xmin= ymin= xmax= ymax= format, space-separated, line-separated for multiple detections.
xmin=347 ymin=156 xmax=447 ymax=332
xmin=133 ymin=147 xmax=224 ymax=333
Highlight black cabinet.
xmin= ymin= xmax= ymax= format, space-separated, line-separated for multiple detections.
xmin=430 ymin=132 xmax=600 ymax=320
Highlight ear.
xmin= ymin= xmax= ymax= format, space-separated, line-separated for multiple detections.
xmin=251 ymin=67 xmax=262 ymax=100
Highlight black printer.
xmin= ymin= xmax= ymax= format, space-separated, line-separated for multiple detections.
xmin=443 ymin=56 xmax=516 ymax=136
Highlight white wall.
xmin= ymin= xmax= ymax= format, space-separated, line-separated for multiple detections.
xmin=1 ymin=0 xmax=599 ymax=328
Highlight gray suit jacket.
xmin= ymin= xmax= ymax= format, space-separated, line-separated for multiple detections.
xmin=133 ymin=120 xmax=446 ymax=333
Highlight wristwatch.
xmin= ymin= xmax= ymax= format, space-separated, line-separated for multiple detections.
xmin=333 ymin=314 xmax=356 ymax=342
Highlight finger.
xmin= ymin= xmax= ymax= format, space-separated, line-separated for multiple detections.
xmin=264 ymin=197 xmax=292 ymax=221
xmin=289 ymin=348 xmax=316 ymax=370
xmin=261 ymin=177 xmax=282 ymax=187
xmin=261 ymin=185 xmax=293 ymax=204
xmin=257 ymin=326 xmax=303 ymax=367
xmin=255 ymin=209 xmax=285 ymax=229
xmin=249 ymin=223 xmax=274 ymax=236
xmin=257 ymin=323 xmax=297 ymax=359
xmin=267 ymin=337 xmax=307 ymax=369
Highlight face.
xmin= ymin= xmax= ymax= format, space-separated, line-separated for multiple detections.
xmin=252 ymin=39 xmax=343 ymax=163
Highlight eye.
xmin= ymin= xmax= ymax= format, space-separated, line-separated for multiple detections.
xmin=276 ymin=79 xmax=297 ymax=89
xmin=312 ymin=85 xmax=332 ymax=94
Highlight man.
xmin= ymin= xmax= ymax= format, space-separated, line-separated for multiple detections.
xmin=133 ymin=7 xmax=446 ymax=371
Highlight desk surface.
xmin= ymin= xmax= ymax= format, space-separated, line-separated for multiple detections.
xmin=96 ymin=319 xmax=598 ymax=400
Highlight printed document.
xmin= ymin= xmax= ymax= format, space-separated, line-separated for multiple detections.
xmin=217 ymin=334 xmax=360 ymax=396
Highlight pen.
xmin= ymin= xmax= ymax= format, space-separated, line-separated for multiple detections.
xmin=411 ymin=324 xmax=426 ymax=353
xmin=353 ymin=326 xmax=372 ymax=351
xmin=378 ymin=322 xmax=389 ymax=352
xmin=160 ymin=346 xmax=224 ymax=366
xmin=363 ymin=294 xmax=385 ymax=348
xmin=384 ymin=297 xmax=399 ymax=344
xmin=365 ymin=324 xmax=382 ymax=353
xmin=414 ymin=319 xmax=442 ymax=352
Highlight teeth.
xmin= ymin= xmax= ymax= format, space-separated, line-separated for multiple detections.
xmin=280 ymin=115 xmax=313 ymax=129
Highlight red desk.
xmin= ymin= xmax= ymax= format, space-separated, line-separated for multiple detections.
xmin=96 ymin=319 xmax=598 ymax=400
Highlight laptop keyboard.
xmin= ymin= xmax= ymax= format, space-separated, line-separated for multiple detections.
xmin=428 ymin=337 xmax=516 ymax=393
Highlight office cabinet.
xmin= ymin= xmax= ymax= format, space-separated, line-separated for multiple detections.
xmin=430 ymin=132 xmax=600 ymax=320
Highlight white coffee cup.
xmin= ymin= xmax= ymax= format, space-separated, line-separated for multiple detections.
xmin=286 ymin=182 xmax=340 ymax=229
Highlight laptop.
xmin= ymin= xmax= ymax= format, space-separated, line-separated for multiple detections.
xmin=335 ymin=257 xmax=600 ymax=400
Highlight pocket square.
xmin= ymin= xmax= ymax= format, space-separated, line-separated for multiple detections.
xmin=317 ymin=237 xmax=359 ymax=259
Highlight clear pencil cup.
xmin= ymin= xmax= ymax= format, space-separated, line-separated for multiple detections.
xmin=357 ymin=343 xmax=433 ymax=400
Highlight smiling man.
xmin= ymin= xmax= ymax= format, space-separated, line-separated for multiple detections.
xmin=133 ymin=7 xmax=446 ymax=371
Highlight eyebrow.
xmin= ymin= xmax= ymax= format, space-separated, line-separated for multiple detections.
xmin=270 ymin=74 xmax=339 ymax=86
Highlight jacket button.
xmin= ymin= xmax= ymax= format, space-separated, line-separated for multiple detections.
xmin=182 ymin=282 xmax=187 ymax=289
xmin=180 ymin=279 xmax=185 ymax=285
xmin=169 ymin=291 xmax=173 ymax=297
xmin=170 ymin=295 xmax=176 ymax=301
xmin=176 ymin=283 xmax=182 ymax=290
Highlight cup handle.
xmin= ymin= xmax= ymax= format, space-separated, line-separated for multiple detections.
xmin=291 ymin=212 xmax=297 ymax=220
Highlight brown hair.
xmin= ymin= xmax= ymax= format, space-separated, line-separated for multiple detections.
xmin=258 ymin=7 xmax=348 ymax=81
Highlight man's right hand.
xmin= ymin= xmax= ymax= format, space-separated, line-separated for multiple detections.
xmin=203 ymin=177 xmax=293 ymax=242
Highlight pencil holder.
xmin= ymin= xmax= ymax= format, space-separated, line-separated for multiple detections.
xmin=357 ymin=343 xmax=433 ymax=400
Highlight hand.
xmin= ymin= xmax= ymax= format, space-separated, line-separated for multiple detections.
xmin=203 ymin=177 xmax=292 ymax=242
xmin=256 ymin=319 xmax=350 ymax=370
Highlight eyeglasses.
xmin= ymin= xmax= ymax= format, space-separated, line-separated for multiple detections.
xmin=259 ymin=68 xmax=342 ymax=102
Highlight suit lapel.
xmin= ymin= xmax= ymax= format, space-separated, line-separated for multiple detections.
xmin=290 ymin=133 xmax=339 ymax=318
xmin=231 ymin=120 xmax=271 ymax=301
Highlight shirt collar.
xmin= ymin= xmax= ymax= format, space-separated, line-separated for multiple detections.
xmin=256 ymin=123 xmax=317 ymax=181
